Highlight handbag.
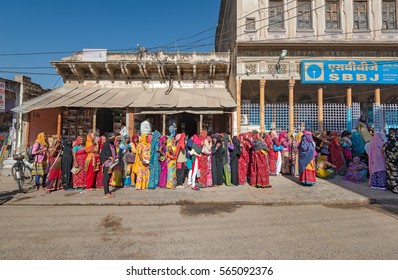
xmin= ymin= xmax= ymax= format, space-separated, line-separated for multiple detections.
xmin=125 ymin=151 xmax=136 ymax=163
xmin=71 ymin=166 xmax=82 ymax=175
xmin=273 ymin=144 xmax=283 ymax=152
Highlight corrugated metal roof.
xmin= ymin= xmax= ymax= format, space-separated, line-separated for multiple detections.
xmin=12 ymin=85 xmax=236 ymax=113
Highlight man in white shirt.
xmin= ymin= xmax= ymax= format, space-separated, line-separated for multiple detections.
xmin=140 ymin=119 xmax=152 ymax=135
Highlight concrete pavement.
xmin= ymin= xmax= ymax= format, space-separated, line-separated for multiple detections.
xmin=1 ymin=173 xmax=397 ymax=207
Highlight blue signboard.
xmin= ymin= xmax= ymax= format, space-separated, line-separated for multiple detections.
xmin=301 ymin=60 xmax=398 ymax=84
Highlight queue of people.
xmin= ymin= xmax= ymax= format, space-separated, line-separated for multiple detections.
xmin=28 ymin=118 xmax=398 ymax=198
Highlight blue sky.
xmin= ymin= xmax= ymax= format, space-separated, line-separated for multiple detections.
xmin=0 ymin=0 xmax=221 ymax=89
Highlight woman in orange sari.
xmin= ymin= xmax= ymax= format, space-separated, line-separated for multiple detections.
xmin=85 ymin=132 xmax=101 ymax=190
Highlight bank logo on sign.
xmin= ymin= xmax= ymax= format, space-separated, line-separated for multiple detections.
xmin=304 ymin=62 xmax=324 ymax=82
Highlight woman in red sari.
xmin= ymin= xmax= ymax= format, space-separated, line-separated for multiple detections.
xmin=85 ymin=132 xmax=101 ymax=190
xmin=238 ymin=133 xmax=251 ymax=185
xmin=328 ymin=131 xmax=347 ymax=175
xmin=250 ymin=136 xmax=271 ymax=188
xmin=264 ymin=133 xmax=276 ymax=175
xmin=45 ymin=140 xmax=62 ymax=193
xmin=72 ymin=136 xmax=87 ymax=189
xmin=198 ymin=131 xmax=212 ymax=187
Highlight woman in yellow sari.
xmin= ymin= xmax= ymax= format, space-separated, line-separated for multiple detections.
xmin=166 ymin=137 xmax=177 ymax=189
xmin=133 ymin=133 xmax=151 ymax=190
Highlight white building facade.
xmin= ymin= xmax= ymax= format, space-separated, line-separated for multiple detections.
xmin=217 ymin=0 xmax=398 ymax=133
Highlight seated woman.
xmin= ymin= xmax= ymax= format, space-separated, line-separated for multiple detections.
xmin=343 ymin=157 xmax=368 ymax=184
xmin=316 ymin=155 xmax=336 ymax=179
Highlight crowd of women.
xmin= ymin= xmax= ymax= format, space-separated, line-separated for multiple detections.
xmin=29 ymin=119 xmax=398 ymax=198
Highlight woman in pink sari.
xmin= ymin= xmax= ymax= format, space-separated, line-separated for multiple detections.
xmin=72 ymin=136 xmax=87 ymax=189
xmin=158 ymin=135 xmax=168 ymax=188
xmin=366 ymin=132 xmax=388 ymax=190
xmin=238 ymin=133 xmax=251 ymax=185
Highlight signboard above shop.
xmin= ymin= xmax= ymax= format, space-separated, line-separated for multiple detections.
xmin=301 ymin=60 xmax=398 ymax=84
xmin=82 ymin=49 xmax=107 ymax=62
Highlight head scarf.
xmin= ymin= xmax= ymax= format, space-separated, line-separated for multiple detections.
xmin=159 ymin=135 xmax=168 ymax=152
xmin=270 ymin=130 xmax=278 ymax=139
xmin=120 ymin=134 xmax=130 ymax=150
xmin=279 ymin=131 xmax=287 ymax=142
xmin=296 ymin=131 xmax=304 ymax=143
xmin=139 ymin=133 xmax=149 ymax=145
xmin=298 ymin=131 xmax=315 ymax=176
xmin=264 ymin=133 xmax=273 ymax=147
xmin=131 ymin=134 xmax=139 ymax=147
xmin=199 ymin=130 xmax=207 ymax=141
xmin=73 ymin=136 xmax=84 ymax=147
xmin=192 ymin=134 xmax=201 ymax=146
xmin=35 ymin=132 xmax=48 ymax=147
xmin=230 ymin=136 xmax=242 ymax=157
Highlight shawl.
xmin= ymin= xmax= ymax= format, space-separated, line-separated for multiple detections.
xmin=368 ymin=132 xmax=387 ymax=174
xmin=357 ymin=122 xmax=372 ymax=143
xmin=264 ymin=133 xmax=273 ymax=148
xmin=148 ymin=131 xmax=161 ymax=189
xmin=222 ymin=133 xmax=230 ymax=165
xmin=84 ymin=133 xmax=96 ymax=171
xmin=298 ymin=132 xmax=315 ymax=176
xmin=175 ymin=133 xmax=186 ymax=154
xmin=230 ymin=136 xmax=242 ymax=157
xmin=383 ymin=135 xmax=398 ymax=166
xmin=351 ymin=131 xmax=365 ymax=157
xmin=35 ymin=132 xmax=48 ymax=147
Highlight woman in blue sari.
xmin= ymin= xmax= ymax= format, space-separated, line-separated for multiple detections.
xmin=298 ymin=131 xmax=316 ymax=186
xmin=351 ymin=131 xmax=365 ymax=159
xmin=148 ymin=131 xmax=161 ymax=189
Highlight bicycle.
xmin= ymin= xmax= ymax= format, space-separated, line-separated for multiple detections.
xmin=11 ymin=153 xmax=33 ymax=192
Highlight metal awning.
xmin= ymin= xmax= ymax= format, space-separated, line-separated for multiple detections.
xmin=130 ymin=87 xmax=236 ymax=109
xmin=12 ymin=85 xmax=236 ymax=113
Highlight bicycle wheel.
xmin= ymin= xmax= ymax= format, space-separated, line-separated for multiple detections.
xmin=23 ymin=165 xmax=33 ymax=183
xmin=15 ymin=168 xmax=24 ymax=192
xmin=11 ymin=165 xmax=18 ymax=180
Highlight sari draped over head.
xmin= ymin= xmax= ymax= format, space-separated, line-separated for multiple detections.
xmin=35 ymin=132 xmax=48 ymax=147
xmin=350 ymin=131 xmax=365 ymax=158
xmin=120 ymin=134 xmax=130 ymax=151
xmin=175 ymin=133 xmax=186 ymax=156
xmin=357 ymin=121 xmax=372 ymax=143
xmin=296 ymin=131 xmax=304 ymax=143
xmin=84 ymin=133 xmax=97 ymax=171
xmin=368 ymin=132 xmax=387 ymax=174
xmin=131 ymin=134 xmax=139 ymax=144
xmin=199 ymin=130 xmax=207 ymax=141
xmin=278 ymin=131 xmax=287 ymax=143
xmin=222 ymin=133 xmax=230 ymax=165
xmin=148 ymin=131 xmax=161 ymax=189
xmin=298 ymin=132 xmax=315 ymax=176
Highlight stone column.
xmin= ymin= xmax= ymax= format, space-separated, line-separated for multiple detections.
xmin=236 ymin=78 xmax=242 ymax=134
xmin=126 ymin=108 xmax=135 ymax=136
xmin=289 ymin=80 xmax=295 ymax=132
xmin=346 ymin=87 xmax=352 ymax=131
xmin=375 ymin=87 xmax=381 ymax=105
xmin=260 ymin=79 xmax=266 ymax=132
xmin=318 ymin=86 xmax=324 ymax=131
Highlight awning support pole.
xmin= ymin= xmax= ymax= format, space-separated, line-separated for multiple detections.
xmin=162 ymin=114 xmax=166 ymax=135
xmin=127 ymin=108 xmax=135 ymax=136
xmin=199 ymin=114 xmax=203 ymax=132
xmin=57 ymin=110 xmax=62 ymax=140
xmin=92 ymin=108 xmax=97 ymax=133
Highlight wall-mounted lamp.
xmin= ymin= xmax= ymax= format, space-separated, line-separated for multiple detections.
xmin=275 ymin=49 xmax=288 ymax=74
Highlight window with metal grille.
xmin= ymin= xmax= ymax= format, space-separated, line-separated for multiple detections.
xmin=325 ymin=0 xmax=340 ymax=30
xmin=382 ymin=0 xmax=397 ymax=30
xmin=246 ymin=17 xmax=256 ymax=31
xmin=353 ymin=0 xmax=368 ymax=30
xmin=269 ymin=0 xmax=284 ymax=29
xmin=297 ymin=0 xmax=313 ymax=30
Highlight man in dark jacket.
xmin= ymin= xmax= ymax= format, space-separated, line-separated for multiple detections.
xmin=100 ymin=133 xmax=116 ymax=198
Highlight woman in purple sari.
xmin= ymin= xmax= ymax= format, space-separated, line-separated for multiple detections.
xmin=158 ymin=135 xmax=168 ymax=188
